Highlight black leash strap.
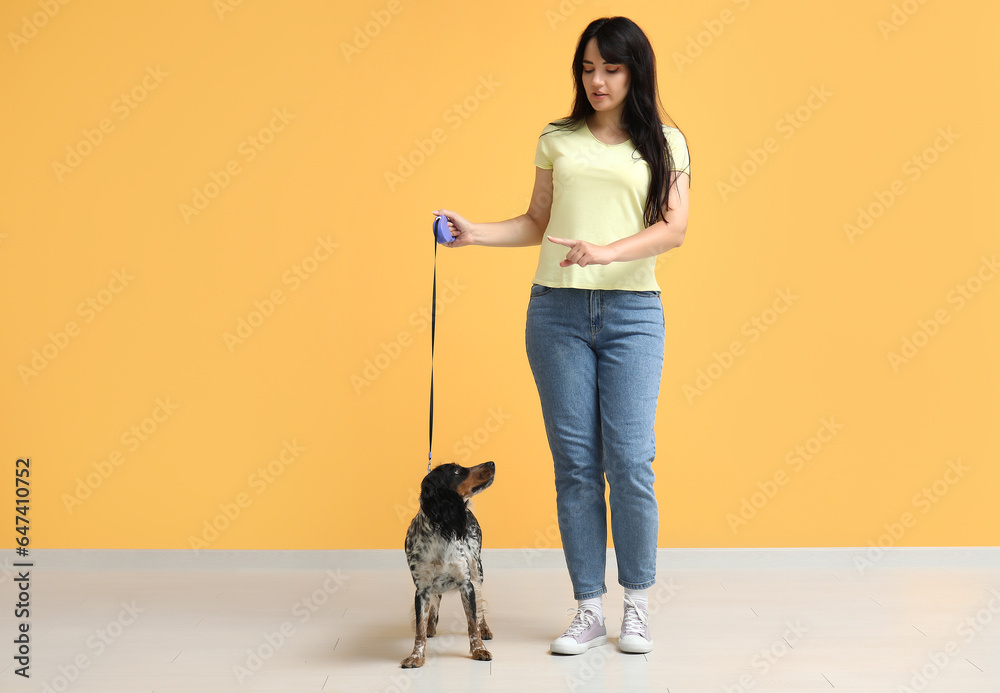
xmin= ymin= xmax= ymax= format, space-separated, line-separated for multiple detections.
xmin=428 ymin=238 xmax=437 ymax=472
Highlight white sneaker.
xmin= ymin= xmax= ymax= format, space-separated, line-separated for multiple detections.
xmin=550 ymin=607 xmax=608 ymax=655
xmin=618 ymin=595 xmax=653 ymax=653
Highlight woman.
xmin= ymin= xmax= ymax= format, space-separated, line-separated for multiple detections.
xmin=433 ymin=16 xmax=690 ymax=655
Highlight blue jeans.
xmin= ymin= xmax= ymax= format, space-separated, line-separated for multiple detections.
xmin=525 ymin=285 xmax=664 ymax=599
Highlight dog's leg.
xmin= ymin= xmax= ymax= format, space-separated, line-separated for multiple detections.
xmin=426 ymin=593 xmax=442 ymax=638
xmin=459 ymin=582 xmax=492 ymax=661
xmin=473 ymin=579 xmax=492 ymax=640
xmin=470 ymin=548 xmax=492 ymax=640
xmin=401 ymin=589 xmax=430 ymax=668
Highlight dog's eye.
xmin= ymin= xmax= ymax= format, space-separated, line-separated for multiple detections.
xmin=453 ymin=469 xmax=460 ymax=475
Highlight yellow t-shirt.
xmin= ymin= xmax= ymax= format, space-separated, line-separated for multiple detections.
xmin=531 ymin=120 xmax=690 ymax=291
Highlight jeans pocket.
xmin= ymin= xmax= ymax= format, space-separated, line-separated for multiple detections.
xmin=529 ymin=283 xmax=554 ymax=298
xmin=625 ymin=290 xmax=661 ymax=298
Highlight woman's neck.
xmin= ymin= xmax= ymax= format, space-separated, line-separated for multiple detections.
xmin=587 ymin=110 xmax=625 ymax=135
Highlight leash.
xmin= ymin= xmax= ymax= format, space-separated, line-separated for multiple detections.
xmin=428 ymin=237 xmax=437 ymax=472
xmin=427 ymin=214 xmax=453 ymax=471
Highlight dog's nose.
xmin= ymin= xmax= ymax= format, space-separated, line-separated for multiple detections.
xmin=485 ymin=461 xmax=495 ymax=470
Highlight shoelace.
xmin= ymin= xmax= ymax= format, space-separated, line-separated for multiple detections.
xmin=561 ymin=607 xmax=599 ymax=637
xmin=621 ymin=595 xmax=649 ymax=636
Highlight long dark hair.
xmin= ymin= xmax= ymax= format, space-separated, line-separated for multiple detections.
xmin=548 ymin=17 xmax=684 ymax=228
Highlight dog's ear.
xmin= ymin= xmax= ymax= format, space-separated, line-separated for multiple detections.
xmin=419 ymin=465 xmax=449 ymax=497
xmin=420 ymin=469 xmax=467 ymax=540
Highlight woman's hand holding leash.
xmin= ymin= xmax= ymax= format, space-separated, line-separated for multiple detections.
xmin=432 ymin=193 xmax=549 ymax=249
xmin=432 ymin=209 xmax=476 ymax=248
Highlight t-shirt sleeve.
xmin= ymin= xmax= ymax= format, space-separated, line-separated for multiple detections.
xmin=533 ymin=124 xmax=555 ymax=169
xmin=664 ymin=126 xmax=691 ymax=175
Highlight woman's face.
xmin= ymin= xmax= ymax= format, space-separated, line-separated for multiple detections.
xmin=581 ymin=37 xmax=630 ymax=116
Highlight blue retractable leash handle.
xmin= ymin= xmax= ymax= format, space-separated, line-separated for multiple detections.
xmin=434 ymin=214 xmax=454 ymax=244
xmin=429 ymin=215 xmax=454 ymax=471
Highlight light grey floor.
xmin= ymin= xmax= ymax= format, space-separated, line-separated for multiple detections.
xmin=2 ymin=549 xmax=999 ymax=692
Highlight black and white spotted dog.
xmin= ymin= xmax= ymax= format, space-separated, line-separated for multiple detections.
xmin=401 ymin=461 xmax=495 ymax=668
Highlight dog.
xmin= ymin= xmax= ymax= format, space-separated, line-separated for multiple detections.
xmin=401 ymin=461 xmax=495 ymax=668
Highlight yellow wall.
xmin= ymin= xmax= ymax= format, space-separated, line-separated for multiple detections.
xmin=3 ymin=0 xmax=997 ymax=550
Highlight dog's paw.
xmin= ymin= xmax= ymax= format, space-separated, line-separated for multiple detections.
xmin=471 ymin=646 xmax=492 ymax=661
xmin=401 ymin=655 xmax=425 ymax=668
xmin=479 ymin=623 xmax=493 ymax=640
